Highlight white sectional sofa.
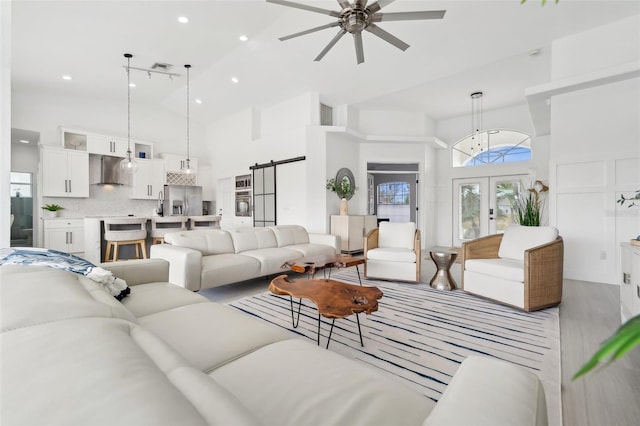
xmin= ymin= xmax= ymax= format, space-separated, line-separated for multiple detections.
xmin=1 ymin=259 xmax=550 ymax=425
xmin=150 ymin=225 xmax=340 ymax=291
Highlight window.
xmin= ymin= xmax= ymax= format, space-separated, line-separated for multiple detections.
xmin=11 ymin=172 xmax=32 ymax=198
xmin=377 ymin=181 xmax=410 ymax=223
xmin=452 ymin=129 xmax=531 ymax=167
xmin=377 ymin=182 xmax=409 ymax=205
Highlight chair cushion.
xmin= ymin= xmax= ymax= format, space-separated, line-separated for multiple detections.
xmin=464 ymin=258 xmax=524 ymax=283
xmin=366 ymin=247 xmax=416 ymax=263
xmin=498 ymin=225 xmax=559 ymax=261
xmin=378 ymin=222 xmax=416 ymax=250
xmin=285 ymin=243 xmax=336 ymax=257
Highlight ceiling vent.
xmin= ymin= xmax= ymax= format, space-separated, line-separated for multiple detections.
xmin=151 ymin=62 xmax=173 ymax=72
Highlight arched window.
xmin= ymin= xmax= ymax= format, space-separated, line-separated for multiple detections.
xmin=452 ymin=129 xmax=531 ymax=167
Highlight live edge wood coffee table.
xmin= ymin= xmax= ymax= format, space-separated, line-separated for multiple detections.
xmin=268 ymin=275 xmax=383 ymax=349
xmin=282 ymin=254 xmax=365 ymax=285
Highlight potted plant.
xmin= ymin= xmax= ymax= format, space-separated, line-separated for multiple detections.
xmin=326 ymin=176 xmax=357 ymax=215
xmin=42 ymin=203 xmax=64 ymax=218
xmin=512 ymin=180 xmax=549 ymax=226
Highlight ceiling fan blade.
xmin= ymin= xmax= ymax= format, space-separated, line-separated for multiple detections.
xmin=314 ymin=29 xmax=347 ymax=61
xmin=367 ymin=0 xmax=395 ymax=14
xmin=267 ymin=0 xmax=340 ymax=18
xmin=355 ymin=0 xmax=368 ymax=8
xmin=279 ymin=22 xmax=341 ymax=41
xmin=354 ymin=32 xmax=364 ymax=64
xmin=365 ymin=23 xmax=409 ymax=51
xmin=373 ymin=10 xmax=446 ymax=22
xmin=337 ymin=0 xmax=351 ymax=8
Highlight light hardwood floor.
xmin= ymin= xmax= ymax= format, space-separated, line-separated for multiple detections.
xmin=200 ymin=275 xmax=640 ymax=426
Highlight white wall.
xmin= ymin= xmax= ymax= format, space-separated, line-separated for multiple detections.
xmin=551 ymin=15 xmax=640 ymax=80
xmin=11 ymin=91 xmax=207 ymax=159
xmin=549 ymin=15 xmax=640 ymax=285
xmin=1 ymin=1 xmax=11 ymax=247
xmin=434 ymin=103 xmax=547 ymax=247
xmin=358 ymin=110 xmax=430 ymax=137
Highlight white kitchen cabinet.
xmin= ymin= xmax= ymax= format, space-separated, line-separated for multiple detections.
xmin=131 ymin=159 xmax=165 ymax=200
xmin=159 ymin=153 xmax=198 ymax=174
xmin=621 ymin=242 xmax=640 ymax=323
xmin=330 ymin=215 xmax=378 ymax=253
xmin=197 ymin=164 xmax=213 ymax=201
xmin=44 ymin=219 xmax=84 ymax=255
xmin=87 ymin=133 xmax=129 ymax=157
xmin=41 ymin=147 xmax=89 ymax=197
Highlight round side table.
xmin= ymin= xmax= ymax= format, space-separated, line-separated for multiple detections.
xmin=429 ymin=250 xmax=458 ymax=291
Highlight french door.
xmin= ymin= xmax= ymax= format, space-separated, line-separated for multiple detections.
xmin=452 ymin=174 xmax=526 ymax=246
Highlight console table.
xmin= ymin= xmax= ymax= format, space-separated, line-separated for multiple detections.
xmin=330 ymin=215 xmax=377 ymax=253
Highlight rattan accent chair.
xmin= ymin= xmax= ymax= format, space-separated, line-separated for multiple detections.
xmin=364 ymin=222 xmax=421 ymax=282
xmin=461 ymin=225 xmax=563 ymax=312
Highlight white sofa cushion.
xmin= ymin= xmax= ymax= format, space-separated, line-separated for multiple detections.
xmin=268 ymin=225 xmax=310 ymax=247
xmin=0 ymin=266 xmax=133 ymax=331
xmin=210 ymin=339 xmax=434 ymax=426
xmin=231 ymin=228 xmax=278 ymax=253
xmin=121 ymin=282 xmax=209 ymax=318
xmin=240 ymin=248 xmax=302 ymax=275
xmin=367 ymin=247 xmax=416 ymax=263
xmin=378 ymin=222 xmax=416 ymax=250
xmin=165 ymin=229 xmax=235 ymax=256
xmin=1 ymin=318 xmax=211 ymax=425
xmin=285 ymin=243 xmax=336 ymax=257
xmin=498 ymin=225 xmax=559 ymax=261
xmin=138 ymin=302 xmax=292 ymax=372
xmin=201 ymin=253 xmax=262 ymax=287
xmin=464 ymin=258 xmax=525 ymax=283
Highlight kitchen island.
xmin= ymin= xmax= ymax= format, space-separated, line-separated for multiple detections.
xmin=83 ymin=215 xmax=221 ymax=264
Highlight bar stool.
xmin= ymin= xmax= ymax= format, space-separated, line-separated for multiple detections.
xmin=150 ymin=216 xmax=187 ymax=244
xmin=188 ymin=215 xmax=221 ymax=230
xmin=103 ymin=217 xmax=148 ymax=262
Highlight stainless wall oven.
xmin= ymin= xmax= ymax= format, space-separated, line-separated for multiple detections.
xmin=235 ymin=191 xmax=252 ymax=216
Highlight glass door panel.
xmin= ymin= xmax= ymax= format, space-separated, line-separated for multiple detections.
xmin=453 ymin=174 xmax=526 ymax=246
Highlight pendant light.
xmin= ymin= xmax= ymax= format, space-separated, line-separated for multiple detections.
xmin=183 ymin=64 xmax=193 ymax=175
xmin=120 ymin=53 xmax=138 ymax=173
xmin=470 ymin=91 xmax=484 ymax=154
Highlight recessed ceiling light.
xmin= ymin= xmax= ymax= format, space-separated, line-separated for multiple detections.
xmin=231 ymin=77 xmax=239 ymax=84
xmin=129 ymin=82 xmax=136 ymax=88
xmin=178 ymin=16 xmax=189 ymax=23
xmin=62 ymin=75 xmax=72 ymax=81
xmin=195 ymin=99 xmax=203 ymax=104
xmin=239 ymin=35 xmax=248 ymax=42
xmin=19 ymin=139 xmax=29 ymax=144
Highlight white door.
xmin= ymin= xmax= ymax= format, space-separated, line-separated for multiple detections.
xmin=453 ymin=174 xmax=526 ymax=246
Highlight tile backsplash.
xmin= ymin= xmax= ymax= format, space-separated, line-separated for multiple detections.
xmin=43 ymin=184 xmax=158 ymax=218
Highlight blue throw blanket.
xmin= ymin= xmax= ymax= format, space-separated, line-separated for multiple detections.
xmin=0 ymin=248 xmax=130 ymax=300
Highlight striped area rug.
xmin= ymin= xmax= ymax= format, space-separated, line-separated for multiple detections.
xmin=227 ymin=269 xmax=561 ymax=425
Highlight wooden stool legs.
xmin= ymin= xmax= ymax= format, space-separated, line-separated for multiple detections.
xmin=104 ymin=239 xmax=147 ymax=262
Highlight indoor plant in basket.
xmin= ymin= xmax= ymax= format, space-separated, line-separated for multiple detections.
xmin=512 ymin=180 xmax=548 ymax=226
xmin=41 ymin=203 xmax=64 ymax=218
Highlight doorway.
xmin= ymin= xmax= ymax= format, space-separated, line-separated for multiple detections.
xmin=367 ymin=163 xmax=419 ymax=225
xmin=10 ymin=172 xmax=34 ymax=247
xmin=452 ymin=174 xmax=527 ymax=246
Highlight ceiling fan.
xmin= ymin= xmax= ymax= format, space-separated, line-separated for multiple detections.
xmin=267 ymin=0 xmax=446 ymax=64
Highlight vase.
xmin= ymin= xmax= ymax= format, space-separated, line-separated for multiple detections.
xmin=340 ymin=198 xmax=348 ymax=216
xmin=47 ymin=210 xmax=58 ymax=218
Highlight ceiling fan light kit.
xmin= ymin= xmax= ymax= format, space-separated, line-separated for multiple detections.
xmin=267 ymin=0 xmax=445 ymax=64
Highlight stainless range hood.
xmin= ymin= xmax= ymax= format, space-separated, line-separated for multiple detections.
xmin=98 ymin=155 xmax=124 ymax=185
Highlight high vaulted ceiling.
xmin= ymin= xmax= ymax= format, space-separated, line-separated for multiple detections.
xmin=10 ymin=0 xmax=640 ymax=125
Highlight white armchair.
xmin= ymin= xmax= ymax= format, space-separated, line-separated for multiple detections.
xmin=364 ymin=222 xmax=421 ymax=282
xmin=462 ymin=225 xmax=564 ymax=312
